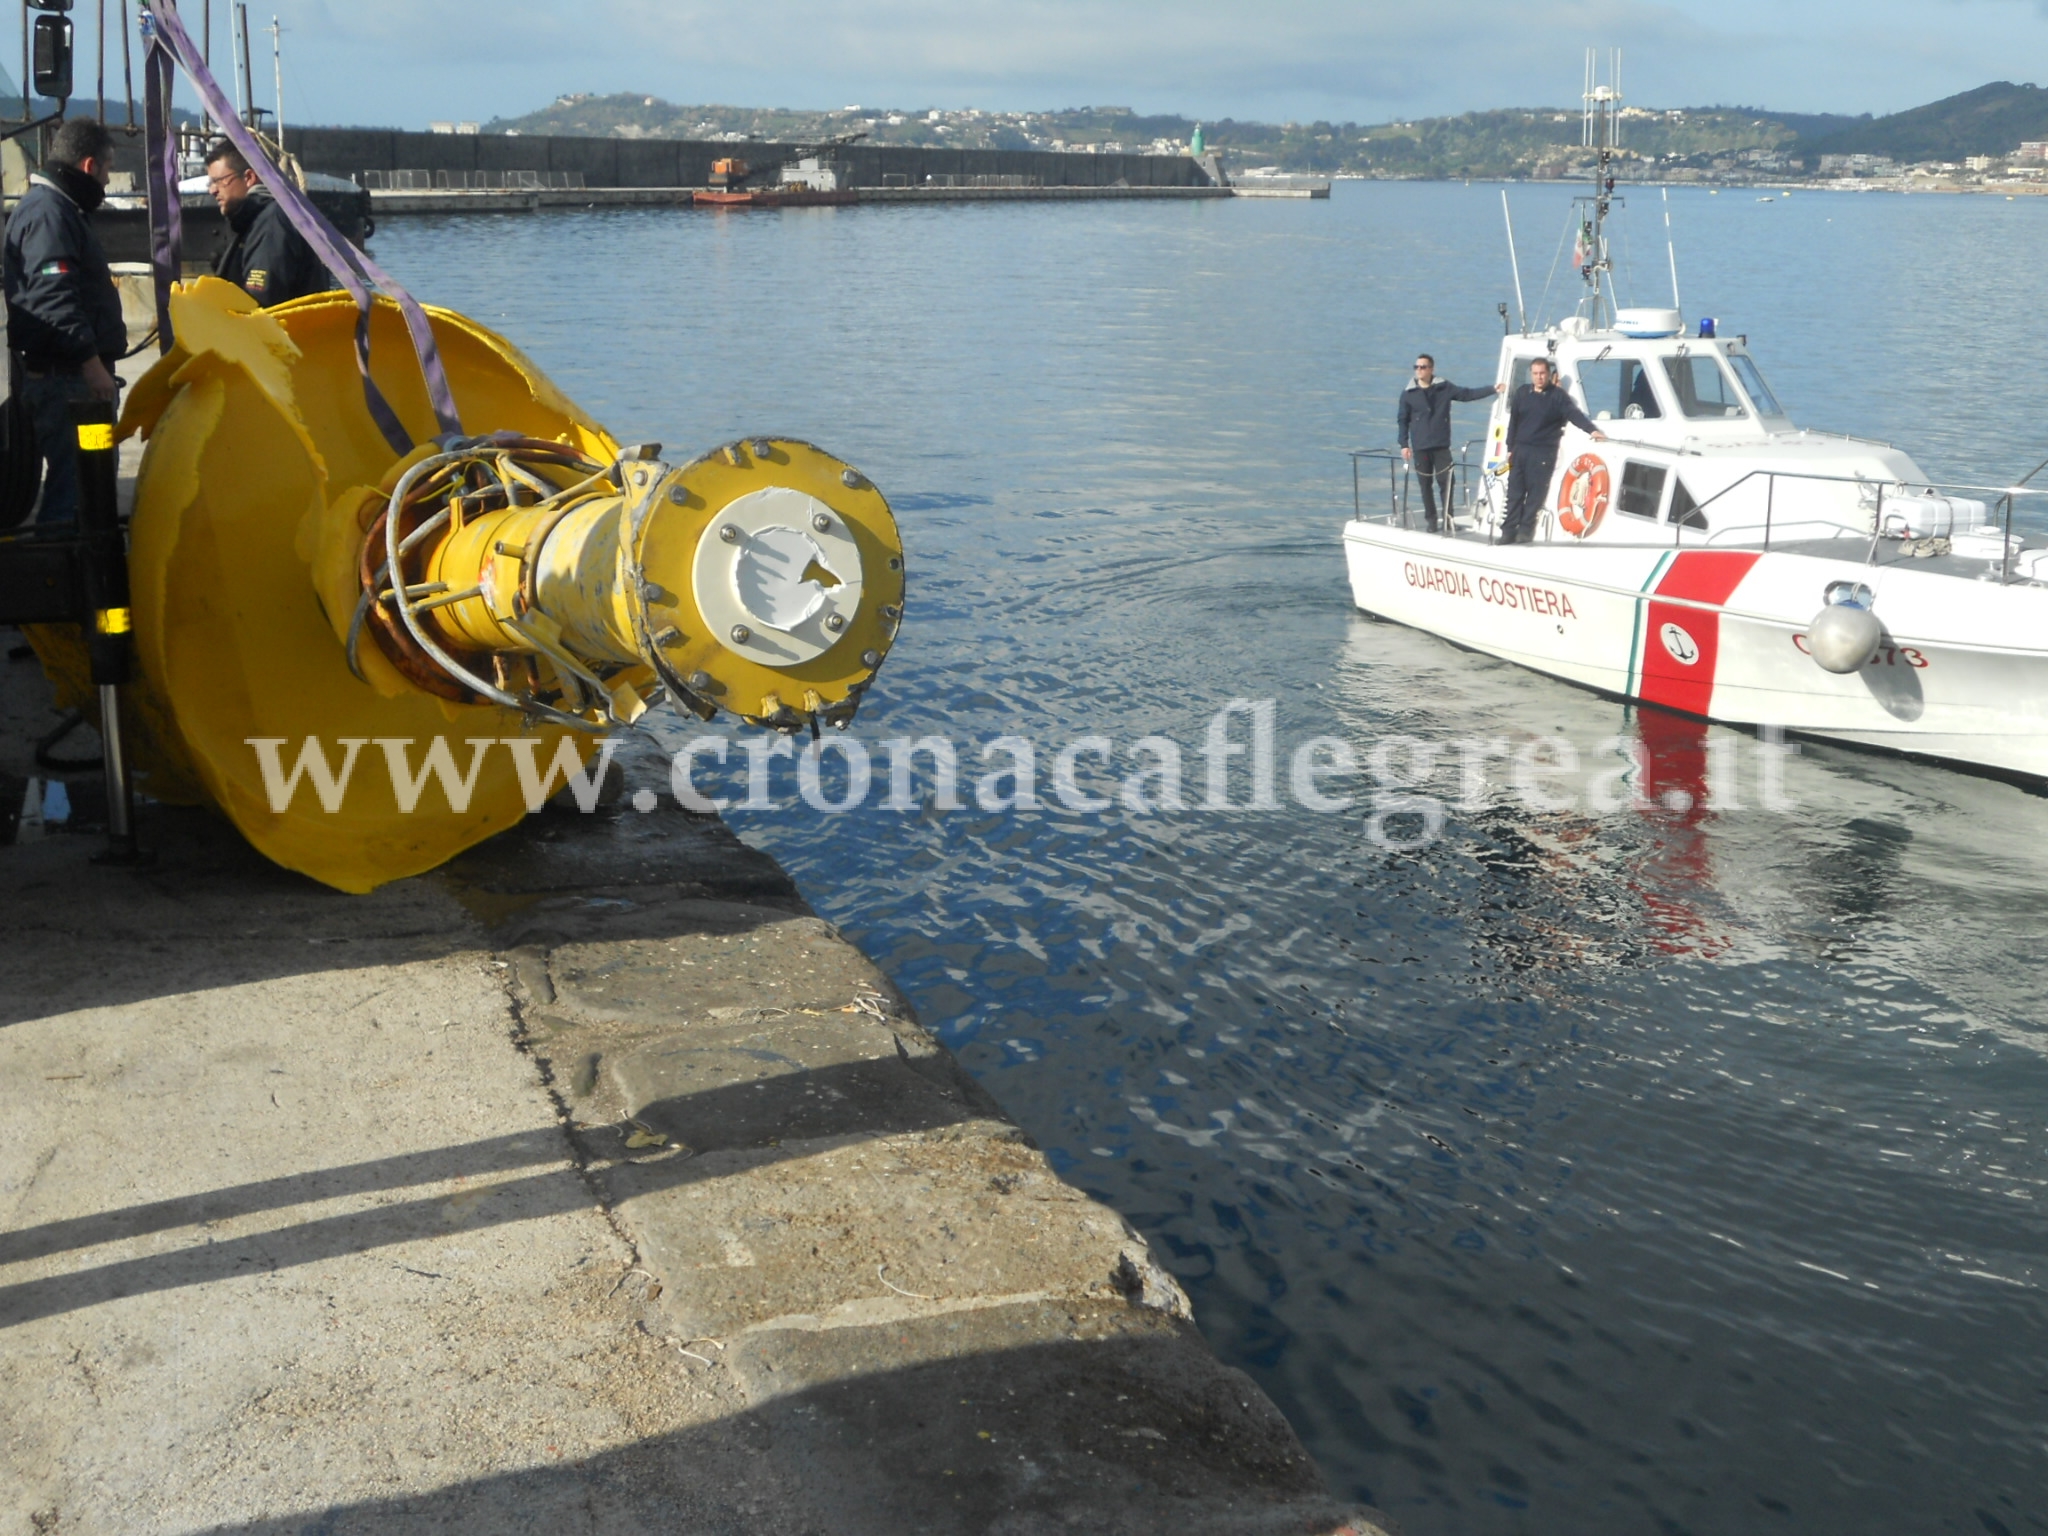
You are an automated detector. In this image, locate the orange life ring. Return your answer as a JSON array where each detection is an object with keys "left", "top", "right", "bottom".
[{"left": 1556, "top": 453, "right": 1611, "bottom": 538}]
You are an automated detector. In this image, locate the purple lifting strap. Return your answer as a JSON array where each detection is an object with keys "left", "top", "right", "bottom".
[
  {"left": 139, "top": 0, "right": 462, "bottom": 454},
  {"left": 140, "top": 30, "right": 180, "bottom": 352}
]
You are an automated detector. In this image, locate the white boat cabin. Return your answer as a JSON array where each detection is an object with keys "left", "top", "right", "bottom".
[{"left": 1456, "top": 307, "right": 2029, "bottom": 571}]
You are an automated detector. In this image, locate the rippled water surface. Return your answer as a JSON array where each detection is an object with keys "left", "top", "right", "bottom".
[{"left": 377, "top": 185, "right": 2048, "bottom": 1534}]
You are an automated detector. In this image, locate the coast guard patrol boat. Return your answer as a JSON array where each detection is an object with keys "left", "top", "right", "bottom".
[{"left": 1343, "top": 56, "right": 2048, "bottom": 781}]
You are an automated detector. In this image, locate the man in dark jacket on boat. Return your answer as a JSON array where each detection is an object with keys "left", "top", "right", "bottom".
[
  {"left": 1501, "top": 358, "right": 1605, "bottom": 544},
  {"left": 2, "top": 117, "right": 125, "bottom": 533},
  {"left": 1398, "top": 355, "right": 1502, "bottom": 532},
  {"left": 206, "top": 141, "right": 332, "bottom": 307}
]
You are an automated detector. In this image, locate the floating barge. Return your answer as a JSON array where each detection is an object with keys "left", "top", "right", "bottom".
[
  {"left": 1230, "top": 173, "right": 1334, "bottom": 198},
  {"left": 691, "top": 187, "right": 859, "bottom": 209}
]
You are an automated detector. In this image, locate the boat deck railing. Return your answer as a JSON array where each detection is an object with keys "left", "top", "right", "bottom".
[
  {"left": 1684, "top": 468, "right": 2048, "bottom": 582},
  {"left": 1350, "top": 447, "right": 2048, "bottom": 580},
  {"left": 1349, "top": 442, "right": 1488, "bottom": 533}
]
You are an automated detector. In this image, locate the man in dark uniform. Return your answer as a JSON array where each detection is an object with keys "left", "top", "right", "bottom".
[
  {"left": 1500, "top": 357, "right": 1606, "bottom": 544},
  {"left": 1397, "top": 354, "right": 1502, "bottom": 532},
  {"left": 205, "top": 141, "right": 332, "bottom": 306},
  {"left": 2, "top": 117, "right": 126, "bottom": 533}
]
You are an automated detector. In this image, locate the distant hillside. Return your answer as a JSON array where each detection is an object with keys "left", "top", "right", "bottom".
[
  {"left": 491, "top": 96, "right": 858, "bottom": 144},
  {"left": 1347, "top": 106, "right": 1865, "bottom": 178},
  {"left": 1746, "top": 108, "right": 1869, "bottom": 142},
  {"left": 485, "top": 88, "right": 2046, "bottom": 176},
  {"left": 485, "top": 94, "right": 1872, "bottom": 178},
  {"left": 1802, "top": 81, "right": 2048, "bottom": 161},
  {"left": 488, "top": 97, "right": 1206, "bottom": 155}
]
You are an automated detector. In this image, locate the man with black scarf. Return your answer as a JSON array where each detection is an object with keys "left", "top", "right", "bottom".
[
  {"left": 2, "top": 117, "right": 125, "bottom": 532},
  {"left": 205, "top": 141, "right": 332, "bottom": 307}
]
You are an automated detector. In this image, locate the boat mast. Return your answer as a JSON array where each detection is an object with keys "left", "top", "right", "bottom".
[
  {"left": 1576, "top": 47, "right": 1623, "bottom": 327},
  {"left": 1501, "top": 190, "right": 1527, "bottom": 333},
  {"left": 235, "top": 1, "right": 253, "bottom": 129},
  {"left": 228, "top": 0, "right": 244, "bottom": 126},
  {"left": 266, "top": 13, "right": 282, "bottom": 150}
]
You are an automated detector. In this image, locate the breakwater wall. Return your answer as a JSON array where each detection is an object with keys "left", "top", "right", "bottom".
[{"left": 287, "top": 127, "right": 1213, "bottom": 191}]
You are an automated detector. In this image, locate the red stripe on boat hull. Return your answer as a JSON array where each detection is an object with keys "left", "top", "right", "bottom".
[{"left": 1638, "top": 552, "right": 1762, "bottom": 717}]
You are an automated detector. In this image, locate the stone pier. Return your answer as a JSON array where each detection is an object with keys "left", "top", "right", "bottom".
[{"left": 0, "top": 648, "right": 1392, "bottom": 1534}]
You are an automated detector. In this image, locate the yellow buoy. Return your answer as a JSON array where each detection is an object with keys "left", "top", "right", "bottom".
[{"left": 30, "top": 277, "right": 903, "bottom": 893}]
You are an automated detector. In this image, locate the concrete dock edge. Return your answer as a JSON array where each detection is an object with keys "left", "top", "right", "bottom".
[
  {"left": 0, "top": 656, "right": 1395, "bottom": 1534},
  {"left": 365, "top": 184, "right": 1236, "bottom": 214}
]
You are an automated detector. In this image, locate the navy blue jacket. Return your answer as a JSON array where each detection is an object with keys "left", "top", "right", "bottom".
[
  {"left": 214, "top": 187, "right": 332, "bottom": 307},
  {"left": 1397, "top": 379, "right": 1495, "bottom": 451},
  {"left": 3, "top": 170, "right": 125, "bottom": 370},
  {"left": 1506, "top": 382, "right": 1597, "bottom": 454}
]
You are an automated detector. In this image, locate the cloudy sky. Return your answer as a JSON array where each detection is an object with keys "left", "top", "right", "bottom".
[{"left": 95, "top": 0, "right": 2048, "bottom": 129}]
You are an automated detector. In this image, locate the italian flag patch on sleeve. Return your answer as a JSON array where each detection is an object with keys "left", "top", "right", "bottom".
[{"left": 37, "top": 259, "right": 72, "bottom": 276}]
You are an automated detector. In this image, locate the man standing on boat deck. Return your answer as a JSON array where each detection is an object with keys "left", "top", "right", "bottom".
[
  {"left": 1501, "top": 358, "right": 1605, "bottom": 545},
  {"left": 2, "top": 117, "right": 125, "bottom": 534},
  {"left": 205, "top": 141, "right": 332, "bottom": 307},
  {"left": 1398, "top": 355, "right": 1502, "bottom": 532}
]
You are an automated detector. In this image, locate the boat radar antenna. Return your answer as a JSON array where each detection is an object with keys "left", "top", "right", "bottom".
[{"left": 1575, "top": 47, "right": 1624, "bottom": 327}]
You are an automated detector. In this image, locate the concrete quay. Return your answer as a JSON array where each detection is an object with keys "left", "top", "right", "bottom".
[
  {"left": 291, "top": 126, "right": 1214, "bottom": 200},
  {"left": 850, "top": 185, "right": 1232, "bottom": 204},
  {"left": 369, "top": 186, "right": 696, "bottom": 214},
  {"left": 365, "top": 184, "right": 1233, "bottom": 215},
  {"left": 0, "top": 651, "right": 1392, "bottom": 1535}
]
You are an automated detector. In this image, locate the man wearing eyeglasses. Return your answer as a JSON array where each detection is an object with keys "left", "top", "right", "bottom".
[
  {"left": 205, "top": 141, "right": 332, "bottom": 307},
  {"left": 1397, "top": 355, "right": 1502, "bottom": 533}
]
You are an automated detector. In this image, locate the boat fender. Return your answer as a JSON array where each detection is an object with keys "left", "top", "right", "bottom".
[
  {"left": 1804, "top": 600, "right": 1882, "bottom": 674},
  {"left": 1556, "top": 453, "right": 1610, "bottom": 539}
]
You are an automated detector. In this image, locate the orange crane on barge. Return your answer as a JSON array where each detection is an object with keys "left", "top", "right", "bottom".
[{"left": 696, "top": 132, "right": 866, "bottom": 208}]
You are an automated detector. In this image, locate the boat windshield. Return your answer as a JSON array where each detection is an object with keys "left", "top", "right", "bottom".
[
  {"left": 1576, "top": 358, "right": 1663, "bottom": 420},
  {"left": 1662, "top": 355, "right": 1749, "bottom": 421},
  {"left": 1728, "top": 353, "right": 1786, "bottom": 418}
]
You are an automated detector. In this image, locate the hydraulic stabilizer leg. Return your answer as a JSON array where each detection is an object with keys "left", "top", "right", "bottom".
[{"left": 72, "top": 399, "right": 147, "bottom": 866}]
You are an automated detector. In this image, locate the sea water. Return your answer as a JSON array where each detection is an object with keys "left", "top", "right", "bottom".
[{"left": 377, "top": 183, "right": 2048, "bottom": 1534}]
